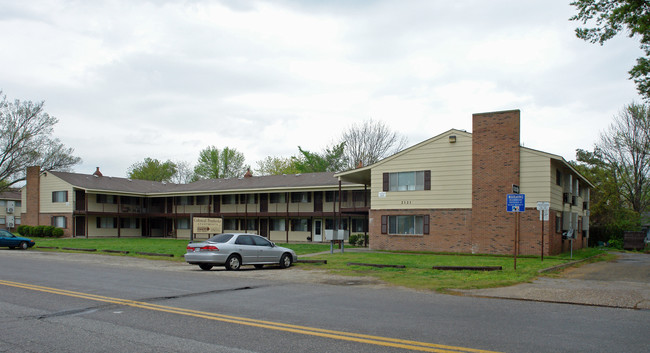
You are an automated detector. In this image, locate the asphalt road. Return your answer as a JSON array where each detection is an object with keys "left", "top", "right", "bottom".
[{"left": 0, "top": 250, "right": 647, "bottom": 353}]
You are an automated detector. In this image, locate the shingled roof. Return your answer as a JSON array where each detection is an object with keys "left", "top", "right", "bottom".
[{"left": 48, "top": 171, "right": 360, "bottom": 196}]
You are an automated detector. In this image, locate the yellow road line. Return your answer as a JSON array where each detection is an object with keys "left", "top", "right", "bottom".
[{"left": 0, "top": 279, "right": 502, "bottom": 353}]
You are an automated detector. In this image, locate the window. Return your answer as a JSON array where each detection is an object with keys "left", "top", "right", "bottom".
[
  {"left": 555, "top": 214, "right": 562, "bottom": 233},
  {"left": 121, "top": 196, "right": 138, "bottom": 205},
  {"left": 291, "top": 218, "right": 309, "bottom": 231},
  {"left": 176, "top": 218, "right": 190, "bottom": 229},
  {"left": 120, "top": 218, "right": 139, "bottom": 229},
  {"left": 556, "top": 169, "right": 562, "bottom": 186},
  {"left": 383, "top": 171, "right": 431, "bottom": 192},
  {"left": 291, "top": 192, "right": 311, "bottom": 203},
  {"left": 235, "top": 234, "right": 254, "bottom": 245},
  {"left": 223, "top": 218, "right": 238, "bottom": 230},
  {"left": 176, "top": 196, "right": 192, "bottom": 206},
  {"left": 15, "top": 201, "right": 21, "bottom": 207},
  {"left": 15, "top": 217, "right": 20, "bottom": 225},
  {"left": 245, "top": 218, "right": 257, "bottom": 230},
  {"left": 0, "top": 201, "right": 5, "bottom": 206},
  {"left": 52, "top": 191, "right": 68, "bottom": 203},
  {"left": 381, "top": 215, "right": 429, "bottom": 235},
  {"left": 0, "top": 217, "right": 4, "bottom": 225},
  {"left": 351, "top": 218, "right": 366, "bottom": 232},
  {"left": 253, "top": 235, "right": 272, "bottom": 247},
  {"left": 52, "top": 216, "right": 67, "bottom": 228},
  {"left": 325, "top": 218, "right": 348, "bottom": 230},
  {"left": 270, "top": 193, "right": 286, "bottom": 204},
  {"left": 270, "top": 219, "right": 286, "bottom": 231},
  {"left": 325, "top": 191, "right": 348, "bottom": 203},
  {"left": 196, "top": 195, "right": 210, "bottom": 205},
  {"left": 222, "top": 194, "right": 238, "bottom": 204},
  {"left": 97, "top": 217, "right": 116, "bottom": 229},
  {"left": 96, "top": 194, "right": 115, "bottom": 204},
  {"left": 239, "top": 194, "right": 257, "bottom": 204}
]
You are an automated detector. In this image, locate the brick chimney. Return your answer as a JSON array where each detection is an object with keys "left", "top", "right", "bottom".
[
  {"left": 93, "top": 167, "right": 103, "bottom": 177},
  {"left": 244, "top": 168, "right": 253, "bottom": 178},
  {"left": 471, "top": 110, "right": 520, "bottom": 254},
  {"left": 23, "top": 166, "right": 41, "bottom": 226}
]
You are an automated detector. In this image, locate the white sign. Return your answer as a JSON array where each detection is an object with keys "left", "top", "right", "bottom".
[
  {"left": 378, "top": 192, "right": 387, "bottom": 198},
  {"left": 536, "top": 201, "right": 550, "bottom": 221},
  {"left": 193, "top": 217, "right": 223, "bottom": 234}
]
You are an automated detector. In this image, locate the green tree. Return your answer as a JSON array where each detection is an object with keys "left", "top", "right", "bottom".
[
  {"left": 255, "top": 156, "right": 300, "bottom": 175},
  {"left": 194, "top": 146, "right": 247, "bottom": 179},
  {"left": 127, "top": 158, "right": 178, "bottom": 182},
  {"left": 0, "top": 91, "right": 81, "bottom": 191},
  {"left": 570, "top": 0, "right": 650, "bottom": 98},
  {"left": 292, "top": 142, "right": 347, "bottom": 173}
]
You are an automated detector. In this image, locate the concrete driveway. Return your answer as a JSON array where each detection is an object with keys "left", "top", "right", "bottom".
[{"left": 457, "top": 252, "right": 650, "bottom": 310}]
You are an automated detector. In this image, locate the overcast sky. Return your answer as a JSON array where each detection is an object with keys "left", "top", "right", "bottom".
[{"left": 0, "top": 0, "right": 643, "bottom": 178}]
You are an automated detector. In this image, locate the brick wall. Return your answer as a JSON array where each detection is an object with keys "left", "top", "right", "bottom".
[
  {"left": 369, "top": 209, "right": 472, "bottom": 252},
  {"left": 471, "top": 110, "right": 520, "bottom": 254}
]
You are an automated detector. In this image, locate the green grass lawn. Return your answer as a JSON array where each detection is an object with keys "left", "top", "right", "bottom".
[{"left": 30, "top": 237, "right": 608, "bottom": 292}]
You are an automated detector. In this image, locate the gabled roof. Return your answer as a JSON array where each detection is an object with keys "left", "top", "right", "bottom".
[{"left": 48, "top": 171, "right": 360, "bottom": 196}]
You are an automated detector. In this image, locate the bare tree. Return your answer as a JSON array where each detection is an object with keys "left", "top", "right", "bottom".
[
  {"left": 340, "top": 119, "right": 408, "bottom": 169},
  {"left": 597, "top": 102, "right": 650, "bottom": 213},
  {"left": 171, "top": 160, "right": 195, "bottom": 184},
  {"left": 0, "top": 92, "right": 81, "bottom": 191}
]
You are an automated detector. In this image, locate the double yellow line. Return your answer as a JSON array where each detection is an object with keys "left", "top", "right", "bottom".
[{"left": 0, "top": 279, "right": 500, "bottom": 353}]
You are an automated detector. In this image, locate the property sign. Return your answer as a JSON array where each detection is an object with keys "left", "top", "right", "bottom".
[
  {"left": 193, "top": 217, "right": 223, "bottom": 234},
  {"left": 507, "top": 194, "right": 525, "bottom": 212}
]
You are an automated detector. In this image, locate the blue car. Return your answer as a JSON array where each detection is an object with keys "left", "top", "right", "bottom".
[{"left": 0, "top": 229, "right": 35, "bottom": 250}]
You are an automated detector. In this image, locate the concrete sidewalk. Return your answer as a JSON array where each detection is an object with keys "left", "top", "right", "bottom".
[{"left": 455, "top": 252, "right": 650, "bottom": 310}]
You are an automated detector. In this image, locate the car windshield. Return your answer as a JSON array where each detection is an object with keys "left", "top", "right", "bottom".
[{"left": 207, "top": 233, "right": 234, "bottom": 243}]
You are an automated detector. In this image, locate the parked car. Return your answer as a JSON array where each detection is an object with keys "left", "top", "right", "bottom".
[
  {"left": 0, "top": 229, "right": 35, "bottom": 250},
  {"left": 185, "top": 233, "right": 298, "bottom": 271}
]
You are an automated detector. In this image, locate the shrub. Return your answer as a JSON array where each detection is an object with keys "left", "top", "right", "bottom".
[
  {"left": 607, "top": 238, "right": 623, "bottom": 250},
  {"left": 52, "top": 228, "right": 64, "bottom": 237},
  {"left": 43, "top": 226, "right": 55, "bottom": 237},
  {"left": 17, "top": 225, "right": 28, "bottom": 236},
  {"left": 33, "top": 225, "right": 46, "bottom": 237},
  {"left": 348, "top": 234, "right": 360, "bottom": 246}
]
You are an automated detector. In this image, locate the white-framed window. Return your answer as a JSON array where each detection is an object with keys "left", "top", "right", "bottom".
[
  {"left": 52, "top": 191, "right": 68, "bottom": 203},
  {"left": 15, "top": 201, "right": 21, "bottom": 207},
  {"left": 270, "top": 218, "right": 286, "bottom": 231},
  {"left": 388, "top": 215, "right": 424, "bottom": 235},
  {"left": 389, "top": 171, "right": 425, "bottom": 191},
  {"left": 53, "top": 216, "right": 67, "bottom": 228},
  {"left": 0, "top": 217, "right": 5, "bottom": 225},
  {"left": 15, "top": 217, "right": 20, "bottom": 225},
  {"left": 0, "top": 200, "right": 5, "bottom": 207}
]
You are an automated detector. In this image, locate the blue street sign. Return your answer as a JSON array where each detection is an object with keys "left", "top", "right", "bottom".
[{"left": 507, "top": 194, "right": 525, "bottom": 212}]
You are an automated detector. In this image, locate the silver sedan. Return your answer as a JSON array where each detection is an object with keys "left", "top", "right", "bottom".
[{"left": 184, "top": 233, "right": 298, "bottom": 271}]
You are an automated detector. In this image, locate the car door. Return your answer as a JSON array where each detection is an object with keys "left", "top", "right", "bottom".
[
  {"left": 233, "top": 234, "right": 258, "bottom": 264},
  {"left": 252, "top": 235, "right": 279, "bottom": 263},
  {"left": 0, "top": 230, "right": 17, "bottom": 248}
]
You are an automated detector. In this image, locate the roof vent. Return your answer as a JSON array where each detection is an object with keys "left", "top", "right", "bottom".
[{"left": 93, "top": 167, "right": 103, "bottom": 177}]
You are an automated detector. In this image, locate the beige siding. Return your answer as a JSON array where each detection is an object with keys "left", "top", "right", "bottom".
[
  {"left": 40, "top": 174, "right": 74, "bottom": 213},
  {"left": 371, "top": 131, "right": 472, "bottom": 210},
  {"left": 520, "top": 149, "right": 552, "bottom": 207}
]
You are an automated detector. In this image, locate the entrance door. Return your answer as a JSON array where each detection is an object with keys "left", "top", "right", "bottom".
[{"left": 313, "top": 219, "right": 323, "bottom": 242}]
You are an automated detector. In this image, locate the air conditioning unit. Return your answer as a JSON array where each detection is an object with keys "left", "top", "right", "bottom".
[
  {"left": 7, "top": 222, "right": 14, "bottom": 228},
  {"left": 6, "top": 207, "right": 13, "bottom": 214}
]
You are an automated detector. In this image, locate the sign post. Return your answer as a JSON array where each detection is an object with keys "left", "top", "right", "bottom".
[
  {"left": 507, "top": 194, "right": 525, "bottom": 270},
  {"left": 536, "top": 201, "right": 550, "bottom": 261}
]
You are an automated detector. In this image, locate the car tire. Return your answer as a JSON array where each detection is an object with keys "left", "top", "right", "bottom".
[
  {"left": 19, "top": 242, "right": 28, "bottom": 250},
  {"left": 225, "top": 254, "right": 241, "bottom": 271},
  {"left": 254, "top": 264, "right": 264, "bottom": 269},
  {"left": 279, "top": 253, "right": 292, "bottom": 269},
  {"left": 199, "top": 264, "right": 213, "bottom": 271}
]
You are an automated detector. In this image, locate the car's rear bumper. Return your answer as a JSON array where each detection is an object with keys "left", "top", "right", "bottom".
[{"left": 184, "top": 252, "right": 228, "bottom": 264}]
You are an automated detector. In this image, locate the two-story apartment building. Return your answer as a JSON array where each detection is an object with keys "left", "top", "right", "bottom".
[
  {"left": 21, "top": 167, "right": 369, "bottom": 243},
  {"left": 335, "top": 109, "right": 593, "bottom": 256},
  {"left": 20, "top": 109, "right": 591, "bottom": 255}
]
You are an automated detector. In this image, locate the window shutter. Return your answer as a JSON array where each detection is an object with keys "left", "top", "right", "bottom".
[
  {"left": 381, "top": 215, "right": 387, "bottom": 234},
  {"left": 62, "top": 217, "right": 67, "bottom": 229},
  {"left": 65, "top": 191, "right": 69, "bottom": 202},
  {"left": 383, "top": 173, "right": 389, "bottom": 191},
  {"left": 423, "top": 215, "right": 430, "bottom": 234},
  {"left": 96, "top": 217, "right": 101, "bottom": 229},
  {"left": 424, "top": 170, "right": 431, "bottom": 190},
  {"left": 51, "top": 216, "right": 55, "bottom": 226},
  {"left": 52, "top": 192, "right": 55, "bottom": 203},
  {"left": 113, "top": 217, "right": 117, "bottom": 228}
]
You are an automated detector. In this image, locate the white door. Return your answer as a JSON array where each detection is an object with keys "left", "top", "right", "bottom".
[{"left": 313, "top": 219, "right": 323, "bottom": 242}]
